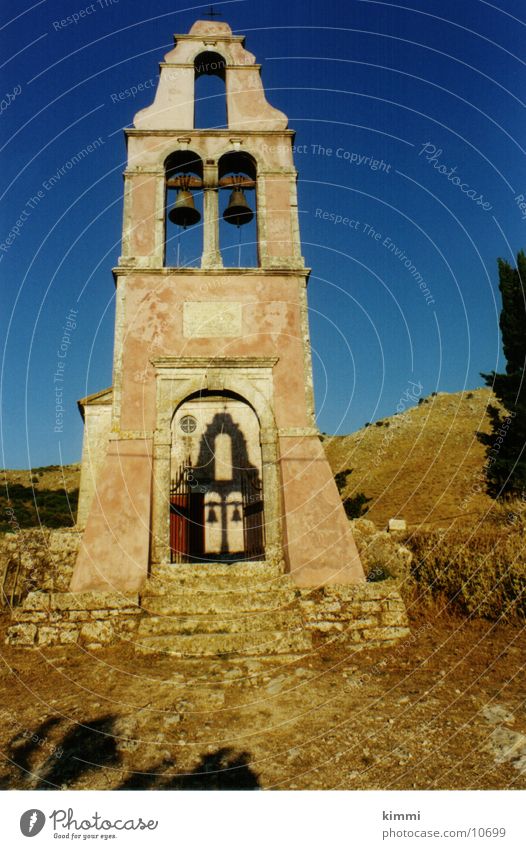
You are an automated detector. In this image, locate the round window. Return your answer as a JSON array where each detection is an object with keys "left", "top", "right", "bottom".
[{"left": 179, "top": 415, "right": 197, "bottom": 434}]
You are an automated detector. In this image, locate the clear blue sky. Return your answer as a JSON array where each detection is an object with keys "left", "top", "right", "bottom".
[{"left": 1, "top": 0, "right": 525, "bottom": 468}]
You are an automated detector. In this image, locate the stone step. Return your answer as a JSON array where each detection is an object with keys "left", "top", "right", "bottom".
[
  {"left": 153, "top": 561, "right": 278, "bottom": 578},
  {"left": 146, "top": 562, "right": 284, "bottom": 594},
  {"left": 134, "top": 630, "right": 313, "bottom": 657},
  {"left": 137, "top": 609, "right": 304, "bottom": 636},
  {"left": 140, "top": 588, "right": 299, "bottom": 615}
]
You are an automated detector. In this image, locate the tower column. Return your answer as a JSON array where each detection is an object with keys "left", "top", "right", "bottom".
[{"left": 202, "top": 160, "right": 223, "bottom": 268}]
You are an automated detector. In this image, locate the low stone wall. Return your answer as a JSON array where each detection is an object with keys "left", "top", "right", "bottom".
[
  {"left": 299, "top": 581, "right": 410, "bottom": 645},
  {"left": 5, "top": 582, "right": 409, "bottom": 651},
  {"left": 0, "top": 528, "right": 81, "bottom": 597},
  {"left": 6, "top": 591, "right": 141, "bottom": 649}
]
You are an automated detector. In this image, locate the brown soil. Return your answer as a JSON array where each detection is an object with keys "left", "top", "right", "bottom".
[{"left": 1, "top": 607, "right": 524, "bottom": 791}]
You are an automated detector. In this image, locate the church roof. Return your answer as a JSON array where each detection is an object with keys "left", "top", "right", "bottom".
[{"left": 77, "top": 387, "right": 113, "bottom": 419}]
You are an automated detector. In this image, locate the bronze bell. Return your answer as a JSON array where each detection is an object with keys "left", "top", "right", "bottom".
[
  {"left": 169, "top": 189, "right": 201, "bottom": 229},
  {"left": 223, "top": 188, "right": 254, "bottom": 227}
]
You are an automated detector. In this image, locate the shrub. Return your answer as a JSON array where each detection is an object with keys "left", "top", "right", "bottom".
[
  {"left": 342, "top": 492, "right": 371, "bottom": 519},
  {"left": 0, "top": 484, "right": 78, "bottom": 531},
  {"left": 408, "top": 526, "right": 526, "bottom": 621}
]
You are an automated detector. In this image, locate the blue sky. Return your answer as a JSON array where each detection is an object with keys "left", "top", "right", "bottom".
[{"left": 1, "top": 0, "right": 525, "bottom": 467}]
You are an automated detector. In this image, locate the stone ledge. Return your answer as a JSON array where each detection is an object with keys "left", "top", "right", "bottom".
[
  {"left": 6, "top": 591, "right": 141, "bottom": 648},
  {"left": 5, "top": 581, "right": 409, "bottom": 651},
  {"left": 299, "top": 581, "right": 409, "bottom": 644}
]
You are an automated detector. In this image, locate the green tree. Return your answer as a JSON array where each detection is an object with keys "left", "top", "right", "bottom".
[{"left": 481, "top": 250, "right": 526, "bottom": 496}]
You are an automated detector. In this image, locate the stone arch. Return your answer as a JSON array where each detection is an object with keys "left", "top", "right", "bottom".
[
  {"left": 193, "top": 50, "right": 227, "bottom": 80},
  {"left": 169, "top": 388, "right": 269, "bottom": 563},
  {"left": 170, "top": 377, "right": 275, "bottom": 436},
  {"left": 218, "top": 150, "right": 258, "bottom": 267},
  {"left": 164, "top": 149, "right": 204, "bottom": 267},
  {"left": 151, "top": 369, "right": 281, "bottom": 566},
  {"left": 193, "top": 50, "right": 227, "bottom": 129}
]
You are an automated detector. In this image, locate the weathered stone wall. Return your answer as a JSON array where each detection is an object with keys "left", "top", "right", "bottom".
[
  {"left": 6, "top": 591, "right": 140, "bottom": 649},
  {"left": 6, "top": 581, "right": 408, "bottom": 651},
  {"left": 299, "top": 582, "right": 410, "bottom": 645},
  {"left": 0, "top": 529, "right": 81, "bottom": 598},
  {"left": 350, "top": 518, "right": 413, "bottom": 583}
]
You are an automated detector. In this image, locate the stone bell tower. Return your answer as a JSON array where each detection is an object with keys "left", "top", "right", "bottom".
[{"left": 71, "top": 19, "right": 364, "bottom": 592}]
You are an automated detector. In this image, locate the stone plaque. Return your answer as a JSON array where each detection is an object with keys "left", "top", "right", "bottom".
[{"left": 183, "top": 301, "right": 242, "bottom": 338}]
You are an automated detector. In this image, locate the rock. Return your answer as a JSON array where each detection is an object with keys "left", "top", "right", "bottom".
[
  {"left": 482, "top": 704, "right": 516, "bottom": 726},
  {"left": 59, "top": 626, "right": 79, "bottom": 645},
  {"left": 37, "top": 626, "right": 59, "bottom": 646},
  {"left": 6, "top": 623, "right": 37, "bottom": 645},
  {"left": 266, "top": 674, "right": 288, "bottom": 695},
  {"left": 80, "top": 621, "right": 114, "bottom": 646},
  {"left": 487, "top": 727, "right": 526, "bottom": 773},
  {"left": 350, "top": 522, "right": 412, "bottom": 581},
  {"left": 388, "top": 518, "right": 407, "bottom": 532}
]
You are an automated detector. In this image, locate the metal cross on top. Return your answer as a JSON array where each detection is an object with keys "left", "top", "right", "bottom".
[{"left": 204, "top": 6, "right": 222, "bottom": 18}]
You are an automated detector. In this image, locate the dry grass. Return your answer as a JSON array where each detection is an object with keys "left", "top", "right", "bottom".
[
  {"left": 407, "top": 522, "right": 526, "bottom": 621},
  {"left": 324, "top": 388, "right": 500, "bottom": 530}
]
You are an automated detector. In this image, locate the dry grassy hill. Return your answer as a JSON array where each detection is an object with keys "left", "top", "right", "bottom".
[
  {"left": 2, "top": 464, "right": 80, "bottom": 492},
  {"left": 1, "top": 464, "right": 80, "bottom": 532},
  {"left": 323, "top": 387, "right": 500, "bottom": 531}
]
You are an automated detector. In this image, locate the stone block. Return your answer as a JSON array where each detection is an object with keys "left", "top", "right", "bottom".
[
  {"left": 319, "top": 601, "right": 342, "bottom": 613},
  {"left": 59, "top": 627, "right": 79, "bottom": 645},
  {"left": 22, "top": 592, "right": 50, "bottom": 611},
  {"left": 37, "top": 627, "right": 59, "bottom": 646},
  {"left": 51, "top": 592, "right": 137, "bottom": 611},
  {"left": 13, "top": 611, "right": 48, "bottom": 623},
  {"left": 360, "top": 584, "right": 399, "bottom": 600},
  {"left": 117, "top": 618, "right": 140, "bottom": 633},
  {"left": 344, "top": 618, "right": 378, "bottom": 630},
  {"left": 382, "top": 611, "right": 408, "bottom": 627},
  {"left": 6, "top": 623, "right": 37, "bottom": 645},
  {"left": 49, "top": 611, "right": 66, "bottom": 623},
  {"left": 312, "top": 622, "right": 344, "bottom": 632},
  {"left": 80, "top": 621, "right": 114, "bottom": 645},
  {"left": 388, "top": 518, "right": 407, "bottom": 532},
  {"left": 355, "top": 600, "right": 383, "bottom": 614},
  {"left": 67, "top": 611, "right": 91, "bottom": 622},
  {"left": 364, "top": 626, "right": 411, "bottom": 642}
]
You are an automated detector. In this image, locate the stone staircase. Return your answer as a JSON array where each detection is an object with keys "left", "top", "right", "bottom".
[{"left": 136, "top": 562, "right": 313, "bottom": 658}]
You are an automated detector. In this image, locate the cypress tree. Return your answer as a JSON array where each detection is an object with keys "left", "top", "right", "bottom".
[{"left": 480, "top": 250, "right": 526, "bottom": 496}]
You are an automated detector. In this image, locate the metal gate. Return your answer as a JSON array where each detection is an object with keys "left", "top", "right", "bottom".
[
  {"left": 241, "top": 470, "right": 265, "bottom": 561},
  {"left": 170, "top": 459, "right": 204, "bottom": 563},
  {"left": 170, "top": 463, "right": 265, "bottom": 563}
]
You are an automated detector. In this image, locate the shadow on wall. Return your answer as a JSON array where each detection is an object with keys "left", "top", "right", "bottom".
[{"left": 0, "top": 716, "right": 260, "bottom": 791}]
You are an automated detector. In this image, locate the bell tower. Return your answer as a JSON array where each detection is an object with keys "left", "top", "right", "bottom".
[{"left": 71, "top": 19, "right": 364, "bottom": 592}]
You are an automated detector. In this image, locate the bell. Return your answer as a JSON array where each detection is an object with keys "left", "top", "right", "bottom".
[
  {"left": 169, "top": 189, "right": 201, "bottom": 229},
  {"left": 223, "top": 188, "right": 254, "bottom": 227}
]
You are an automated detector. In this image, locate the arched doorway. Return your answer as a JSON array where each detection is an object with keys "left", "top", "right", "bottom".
[{"left": 170, "top": 392, "right": 265, "bottom": 563}]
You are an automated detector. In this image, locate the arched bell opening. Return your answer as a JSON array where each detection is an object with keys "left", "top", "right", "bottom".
[
  {"left": 170, "top": 390, "right": 265, "bottom": 564},
  {"left": 218, "top": 151, "right": 258, "bottom": 268},
  {"left": 194, "top": 51, "right": 227, "bottom": 129},
  {"left": 164, "top": 150, "right": 204, "bottom": 268}
]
